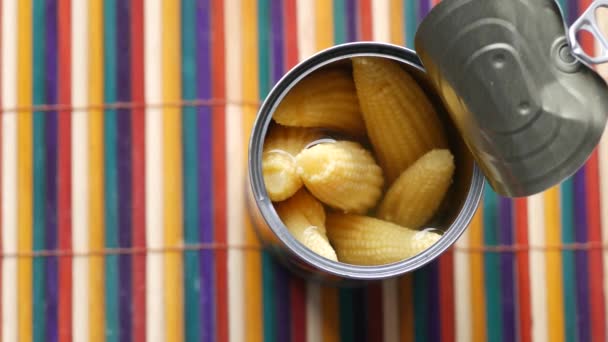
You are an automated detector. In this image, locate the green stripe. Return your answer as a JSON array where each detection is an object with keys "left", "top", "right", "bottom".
[
  {"left": 560, "top": 179, "right": 578, "bottom": 342},
  {"left": 339, "top": 288, "right": 355, "bottom": 342},
  {"left": 405, "top": 0, "right": 418, "bottom": 48},
  {"left": 103, "top": 0, "right": 119, "bottom": 340},
  {"left": 257, "top": 1, "right": 276, "bottom": 341},
  {"left": 413, "top": 269, "right": 430, "bottom": 341},
  {"left": 333, "top": 0, "right": 346, "bottom": 44},
  {"left": 181, "top": 1, "right": 201, "bottom": 341},
  {"left": 557, "top": 0, "right": 569, "bottom": 18},
  {"left": 482, "top": 185, "right": 503, "bottom": 342},
  {"left": 32, "top": 0, "right": 46, "bottom": 341}
]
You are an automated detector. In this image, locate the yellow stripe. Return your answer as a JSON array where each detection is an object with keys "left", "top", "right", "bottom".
[
  {"left": 468, "top": 207, "right": 486, "bottom": 342},
  {"left": 321, "top": 286, "right": 340, "bottom": 342},
  {"left": 315, "top": 0, "right": 333, "bottom": 51},
  {"left": 162, "top": 0, "right": 184, "bottom": 340},
  {"left": 88, "top": 1, "right": 105, "bottom": 340},
  {"left": 399, "top": 275, "right": 414, "bottom": 342},
  {"left": 17, "top": 1, "right": 33, "bottom": 341},
  {"left": 242, "top": 0, "right": 263, "bottom": 341},
  {"left": 389, "top": 0, "right": 404, "bottom": 45},
  {"left": 544, "top": 187, "right": 565, "bottom": 342}
]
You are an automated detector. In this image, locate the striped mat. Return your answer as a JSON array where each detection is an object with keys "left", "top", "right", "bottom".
[{"left": 1, "top": 0, "right": 608, "bottom": 341}]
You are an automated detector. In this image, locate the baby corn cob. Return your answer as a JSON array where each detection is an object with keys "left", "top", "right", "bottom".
[
  {"left": 326, "top": 213, "right": 442, "bottom": 265},
  {"left": 296, "top": 141, "right": 384, "bottom": 214},
  {"left": 263, "top": 152, "right": 302, "bottom": 202},
  {"left": 273, "top": 68, "right": 366, "bottom": 136},
  {"left": 275, "top": 189, "right": 337, "bottom": 261},
  {"left": 264, "top": 125, "right": 324, "bottom": 156},
  {"left": 262, "top": 126, "right": 324, "bottom": 201},
  {"left": 352, "top": 57, "right": 448, "bottom": 183},
  {"left": 378, "top": 149, "right": 455, "bottom": 229}
]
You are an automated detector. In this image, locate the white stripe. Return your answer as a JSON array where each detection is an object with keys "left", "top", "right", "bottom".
[
  {"left": 2, "top": 1, "right": 18, "bottom": 341},
  {"left": 145, "top": 1, "right": 165, "bottom": 341},
  {"left": 306, "top": 283, "right": 322, "bottom": 342},
  {"left": 528, "top": 194, "right": 548, "bottom": 342},
  {"left": 296, "top": 3, "right": 323, "bottom": 340},
  {"left": 225, "top": 0, "right": 244, "bottom": 341},
  {"left": 71, "top": 1, "right": 89, "bottom": 341},
  {"left": 454, "top": 229, "right": 472, "bottom": 341},
  {"left": 382, "top": 279, "right": 399, "bottom": 342},
  {"left": 296, "top": 0, "right": 316, "bottom": 61},
  {"left": 372, "top": 0, "right": 390, "bottom": 42}
]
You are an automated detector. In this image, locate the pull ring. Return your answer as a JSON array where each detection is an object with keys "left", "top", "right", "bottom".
[{"left": 569, "top": 0, "right": 608, "bottom": 65}]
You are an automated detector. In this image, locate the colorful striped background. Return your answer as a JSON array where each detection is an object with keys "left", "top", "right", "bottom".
[{"left": 0, "top": 0, "right": 607, "bottom": 341}]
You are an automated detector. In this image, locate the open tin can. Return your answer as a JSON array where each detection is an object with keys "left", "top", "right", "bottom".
[{"left": 247, "top": 0, "right": 608, "bottom": 281}]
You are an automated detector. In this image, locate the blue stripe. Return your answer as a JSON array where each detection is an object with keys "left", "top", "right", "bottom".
[{"left": 561, "top": 179, "right": 579, "bottom": 342}]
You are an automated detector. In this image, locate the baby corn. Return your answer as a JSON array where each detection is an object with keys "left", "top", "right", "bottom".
[
  {"left": 275, "top": 189, "right": 338, "bottom": 261},
  {"left": 273, "top": 68, "right": 366, "bottom": 137},
  {"left": 352, "top": 57, "right": 448, "bottom": 183},
  {"left": 326, "top": 213, "right": 442, "bottom": 265},
  {"left": 264, "top": 125, "right": 324, "bottom": 156},
  {"left": 378, "top": 149, "right": 455, "bottom": 229},
  {"left": 263, "top": 126, "right": 324, "bottom": 201},
  {"left": 296, "top": 141, "right": 384, "bottom": 214}
]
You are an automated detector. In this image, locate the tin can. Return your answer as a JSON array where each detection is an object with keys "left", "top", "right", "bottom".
[{"left": 247, "top": 42, "right": 485, "bottom": 281}]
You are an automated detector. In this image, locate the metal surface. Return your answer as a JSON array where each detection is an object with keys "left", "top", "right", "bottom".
[
  {"left": 415, "top": 0, "right": 608, "bottom": 197},
  {"left": 569, "top": 0, "right": 608, "bottom": 65},
  {"left": 248, "top": 42, "right": 484, "bottom": 281}
]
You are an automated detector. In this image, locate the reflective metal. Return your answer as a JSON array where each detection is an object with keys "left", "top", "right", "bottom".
[
  {"left": 569, "top": 0, "right": 608, "bottom": 65},
  {"left": 248, "top": 43, "right": 484, "bottom": 280},
  {"left": 415, "top": 0, "right": 608, "bottom": 197}
]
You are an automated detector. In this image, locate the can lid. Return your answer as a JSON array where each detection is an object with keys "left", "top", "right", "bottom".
[{"left": 414, "top": 0, "right": 608, "bottom": 197}]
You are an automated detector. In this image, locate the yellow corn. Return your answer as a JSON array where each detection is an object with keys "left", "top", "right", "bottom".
[
  {"left": 352, "top": 57, "right": 448, "bottom": 183},
  {"left": 273, "top": 68, "right": 366, "bottom": 137},
  {"left": 378, "top": 149, "right": 455, "bottom": 229},
  {"left": 296, "top": 141, "right": 384, "bottom": 214},
  {"left": 326, "top": 213, "right": 442, "bottom": 265},
  {"left": 275, "top": 189, "right": 337, "bottom": 261},
  {"left": 264, "top": 125, "right": 324, "bottom": 156},
  {"left": 262, "top": 126, "right": 323, "bottom": 201},
  {"left": 262, "top": 152, "right": 302, "bottom": 202}
]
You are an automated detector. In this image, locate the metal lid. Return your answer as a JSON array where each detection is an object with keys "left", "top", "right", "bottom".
[{"left": 414, "top": 0, "right": 608, "bottom": 197}]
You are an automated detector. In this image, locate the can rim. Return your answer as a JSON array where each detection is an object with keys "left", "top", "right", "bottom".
[{"left": 248, "top": 42, "right": 485, "bottom": 280}]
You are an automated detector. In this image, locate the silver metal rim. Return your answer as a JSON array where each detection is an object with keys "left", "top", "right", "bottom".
[{"left": 248, "top": 42, "right": 485, "bottom": 280}]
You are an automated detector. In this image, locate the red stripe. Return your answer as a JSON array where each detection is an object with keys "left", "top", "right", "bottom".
[
  {"left": 439, "top": 249, "right": 455, "bottom": 342},
  {"left": 366, "top": 283, "right": 383, "bottom": 342},
  {"left": 282, "top": 3, "right": 308, "bottom": 341},
  {"left": 284, "top": 0, "right": 298, "bottom": 69},
  {"left": 211, "top": 1, "right": 228, "bottom": 341},
  {"left": 358, "top": 0, "right": 372, "bottom": 40},
  {"left": 289, "top": 279, "right": 307, "bottom": 342},
  {"left": 130, "top": 0, "right": 146, "bottom": 341},
  {"left": 585, "top": 151, "right": 606, "bottom": 341},
  {"left": 515, "top": 198, "right": 532, "bottom": 342},
  {"left": 57, "top": 1, "right": 72, "bottom": 341}
]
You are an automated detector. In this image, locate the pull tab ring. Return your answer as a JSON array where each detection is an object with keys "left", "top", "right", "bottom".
[{"left": 568, "top": 0, "right": 608, "bottom": 65}]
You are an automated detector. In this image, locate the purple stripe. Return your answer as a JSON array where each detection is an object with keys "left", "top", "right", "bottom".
[
  {"left": 345, "top": 0, "right": 357, "bottom": 42},
  {"left": 419, "top": 0, "right": 431, "bottom": 19},
  {"left": 499, "top": 198, "right": 516, "bottom": 342},
  {"left": 45, "top": 1, "right": 59, "bottom": 341},
  {"left": 428, "top": 260, "right": 441, "bottom": 342},
  {"left": 116, "top": 1, "right": 132, "bottom": 341},
  {"left": 197, "top": 1, "right": 216, "bottom": 341},
  {"left": 270, "top": 1, "right": 291, "bottom": 342},
  {"left": 574, "top": 169, "right": 591, "bottom": 342},
  {"left": 568, "top": 0, "right": 579, "bottom": 25}
]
